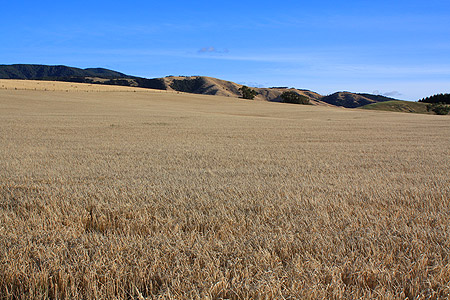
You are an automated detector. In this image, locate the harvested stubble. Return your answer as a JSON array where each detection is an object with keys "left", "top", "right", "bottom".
[{"left": 0, "top": 81, "right": 449, "bottom": 299}]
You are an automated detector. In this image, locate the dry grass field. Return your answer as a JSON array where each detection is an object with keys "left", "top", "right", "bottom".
[{"left": 0, "top": 80, "right": 449, "bottom": 299}]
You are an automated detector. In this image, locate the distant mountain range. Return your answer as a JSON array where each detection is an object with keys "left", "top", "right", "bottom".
[
  {"left": 0, "top": 64, "right": 128, "bottom": 80},
  {"left": 0, "top": 64, "right": 401, "bottom": 108}
]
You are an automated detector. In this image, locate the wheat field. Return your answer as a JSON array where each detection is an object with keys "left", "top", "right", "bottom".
[{"left": 0, "top": 80, "right": 449, "bottom": 299}]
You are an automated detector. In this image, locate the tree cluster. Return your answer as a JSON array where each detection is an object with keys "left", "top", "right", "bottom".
[
  {"left": 280, "top": 91, "right": 311, "bottom": 105},
  {"left": 426, "top": 103, "right": 450, "bottom": 115},
  {"left": 239, "top": 86, "right": 258, "bottom": 100},
  {"left": 419, "top": 93, "right": 450, "bottom": 104}
]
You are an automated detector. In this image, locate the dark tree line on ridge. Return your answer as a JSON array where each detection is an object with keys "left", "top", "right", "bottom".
[
  {"left": 419, "top": 93, "right": 450, "bottom": 104},
  {"left": 419, "top": 93, "right": 450, "bottom": 115}
]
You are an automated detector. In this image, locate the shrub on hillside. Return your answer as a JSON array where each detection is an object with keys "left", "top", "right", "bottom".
[
  {"left": 239, "top": 86, "right": 258, "bottom": 100},
  {"left": 169, "top": 78, "right": 204, "bottom": 93},
  {"left": 427, "top": 103, "right": 450, "bottom": 115},
  {"left": 280, "top": 91, "right": 311, "bottom": 105}
]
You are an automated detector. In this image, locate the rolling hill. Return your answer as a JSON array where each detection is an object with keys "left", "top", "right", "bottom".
[
  {"left": 360, "top": 100, "right": 431, "bottom": 114},
  {"left": 320, "top": 92, "right": 399, "bottom": 108},
  {"left": 0, "top": 64, "right": 404, "bottom": 108},
  {"left": 156, "top": 76, "right": 327, "bottom": 105}
]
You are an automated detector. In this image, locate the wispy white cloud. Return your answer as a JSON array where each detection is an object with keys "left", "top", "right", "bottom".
[
  {"left": 191, "top": 51, "right": 450, "bottom": 77},
  {"left": 237, "top": 81, "right": 266, "bottom": 88},
  {"left": 372, "top": 90, "right": 403, "bottom": 97},
  {"left": 198, "top": 47, "right": 229, "bottom": 54}
]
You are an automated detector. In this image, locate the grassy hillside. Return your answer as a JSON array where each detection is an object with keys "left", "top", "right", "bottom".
[
  {"left": 321, "top": 92, "right": 398, "bottom": 108},
  {"left": 161, "top": 76, "right": 326, "bottom": 104},
  {"left": 0, "top": 79, "right": 152, "bottom": 92},
  {"left": 361, "top": 100, "right": 431, "bottom": 114},
  {"left": 1, "top": 80, "right": 449, "bottom": 299}
]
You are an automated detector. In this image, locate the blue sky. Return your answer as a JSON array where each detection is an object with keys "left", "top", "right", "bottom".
[{"left": 2, "top": 0, "right": 450, "bottom": 100}]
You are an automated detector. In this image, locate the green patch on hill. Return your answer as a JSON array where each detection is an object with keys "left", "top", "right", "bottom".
[{"left": 360, "top": 100, "right": 432, "bottom": 114}]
